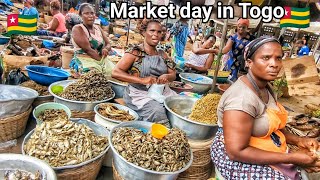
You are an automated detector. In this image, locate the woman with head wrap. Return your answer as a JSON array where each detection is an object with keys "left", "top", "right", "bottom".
[
  {"left": 211, "top": 37, "right": 320, "bottom": 180},
  {"left": 64, "top": 13, "right": 82, "bottom": 43},
  {"left": 222, "top": 18, "right": 255, "bottom": 82}
]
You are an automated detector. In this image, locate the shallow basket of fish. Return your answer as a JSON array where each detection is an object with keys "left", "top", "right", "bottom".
[
  {"left": 94, "top": 103, "right": 139, "bottom": 124},
  {"left": 109, "top": 121, "right": 193, "bottom": 180},
  {"left": 0, "top": 153, "right": 57, "bottom": 180},
  {"left": 22, "top": 118, "right": 110, "bottom": 180}
]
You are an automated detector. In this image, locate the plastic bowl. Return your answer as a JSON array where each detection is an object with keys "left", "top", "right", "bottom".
[
  {"left": 0, "top": 37, "right": 10, "bottom": 45},
  {"left": 33, "top": 102, "right": 71, "bottom": 124},
  {"left": 169, "top": 81, "right": 193, "bottom": 93},
  {"left": 25, "top": 65, "right": 70, "bottom": 86}
]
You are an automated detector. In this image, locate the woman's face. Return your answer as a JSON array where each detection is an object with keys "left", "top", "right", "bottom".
[
  {"left": 203, "top": 37, "right": 215, "bottom": 49},
  {"left": 143, "top": 22, "right": 162, "bottom": 46},
  {"left": 81, "top": 6, "right": 95, "bottom": 26},
  {"left": 237, "top": 23, "right": 248, "bottom": 34},
  {"left": 247, "top": 42, "right": 283, "bottom": 81}
]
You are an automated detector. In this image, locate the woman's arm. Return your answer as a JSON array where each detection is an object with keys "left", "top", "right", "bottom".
[
  {"left": 192, "top": 42, "right": 218, "bottom": 55},
  {"left": 223, "top": 110, "right": 317, "bottom": 165},
  {"left": 46, "top": 18, "right": 59, "bottom": 31},
  {"left": 282, "top": 129, "right": 319, "bottom": 151},
  {"left": 112, "top": 52, "right": 157, "bottom": 85},
  {"left": 98, "top": 26, "right": 111, "bottom": 52},
  {"left": 157, "top": 51, "right": 176, "bottom": 84},
  {"left": 186, "top": 53, "right": 214, "bottom": 72},
  {"left": 72, "top": 26, "right": 101, "bottom": 60},
  {"left": 222, "top": 38, "right": 233, "bottom": 54}
]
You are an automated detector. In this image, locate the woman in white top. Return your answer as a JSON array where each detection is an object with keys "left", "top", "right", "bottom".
[{"left": 185, "top": 34, "right": 218, "bottom": 73}]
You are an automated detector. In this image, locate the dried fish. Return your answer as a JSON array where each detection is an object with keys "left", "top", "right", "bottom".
[
  {"left": 24, "top": 119, "right": 108, "bottom": 167},
  {"left": 20, "top": 80, "right": 49, "bottom": 96},
  {"left": 38, "top": 109, "right": 68, "bottom": 122},
  {"left": 60, "top": 70, "right": 114, "bottom": 101},
  {"left": 4, "top": 170, "right": 41, "bottom": 180},
  {"left": 98, "top": 104, "right": 134, "bottom": 121},
  {"left": 112, "top": 127, "right": 191, "bottom": 172},
  {"left": 189, "top": 94, "right": 221, "bottom": 124}
]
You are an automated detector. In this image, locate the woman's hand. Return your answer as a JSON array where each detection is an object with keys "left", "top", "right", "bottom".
[
  {"left": 289, "top": 151, "right": 318, "bottom": 167},
  {"left": 185, "top": 63, "right": 193, "bottom": 68},
  {"left": 140, "top": 76, "right": 157, "bottom": 85},
  {"left": 297, "top": 137, "right": 319, "bottom": 152},
  {"left": 102, "top": 48, "right": 109, "bottom": 57},
  {"left": 157, "top": 74, "right": 170, "bottom": 84}
]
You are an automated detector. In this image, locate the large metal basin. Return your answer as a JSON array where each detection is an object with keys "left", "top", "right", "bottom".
[
  {"left": 48, "top": 80, "right": 115, "bottom": 111},
  {"left": 164, "top": 95, "right": 218, "bottom": 140},
  {"left": 0, "top": 84, "right": 38, "bottom": 118},
  {"left": 179, "top": 73, "right": 213, "bottom": 94},
  {"left": 0, "top": 153, "right": 57, "bottom": 180},
  {"left": 109, "top": 121, "right": 193, "bottom": 180},
  {"left": 108, "top": 80, "right": 127, "bottom": 98}
]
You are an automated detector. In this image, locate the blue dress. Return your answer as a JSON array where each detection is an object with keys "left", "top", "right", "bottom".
[
  {"left": 21, "top": 7, "right": 39, "bottom": 19},
  {"left": 170, "top": 21, "right": 189, "bottom": 58},
  {"left": 297, "top": 45, "right": 310, "bottom": 57}
]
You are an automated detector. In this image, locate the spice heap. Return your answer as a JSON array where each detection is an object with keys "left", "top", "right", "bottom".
[
  {"left": 38, "top": 109, "right": 68, "bottom": 122},
  {"left": 60, "top": 70, "right": 114, "bottom": 101},
  {"left": 189, "top": 94, "right": 221, "bottom": 124},
  {"left": 24, "top": 119, "right": 109, "bottom": 167},
  {"left": 98, "top": 104, "right": 135, "bottom": 121},
  {"left": 112, "top": 127, "right": 191, "bottom": 172},
  {"left": 20, "top": 80, "right": 49, "bottom": 96}
]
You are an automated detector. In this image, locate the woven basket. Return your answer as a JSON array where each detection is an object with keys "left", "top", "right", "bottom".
[
  {"left": 39, "top": 17, "right": 45, "bottom": 23},
  {"left": 56, "top": 155, "right": 105, "bottom": 180},
  {"left": 178, "top": 161, "right": 213, "bottom": 179},
  {"left": 71, "top": 110, "right": 95, "bottom": 121},
  {"left": 44, "top": 15, "right": 53, "bottom": 24},
  {"left": 61, "top": 46, "right": 75, "bottom": 69},
  {"left": 0, "top": 107, "right": 32, "bottom": 142},
  {"left": 112, "top": 161, "right": 124, "bottom": 180}
]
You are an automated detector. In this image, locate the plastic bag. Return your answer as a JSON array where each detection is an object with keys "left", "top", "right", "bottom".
[
  {"left": 5, "top": 68, "right": 29, "bottom": 85},
  {"left": 148, "top": 84, "right": 166, "bottom": 103}
]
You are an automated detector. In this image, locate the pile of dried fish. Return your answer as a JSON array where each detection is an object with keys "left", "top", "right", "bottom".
[
  {"left": 24, "top": 119, "right": 109, "bottom": 167},
  {"left": 20, "top": 80, "right": 50, "bottom": 96},
  {"left": 286, "top": 114, "right": 320, "bottom": 139},
  {"left": 112, "top": 127, "right": 191, "bottom": 172},
  {"left": 98, "top": 104, "right": 134, "bottom": 121},
  {"left": 189, "top": 94, "right": 221, "bottom": 124},
  {"left": 4, "top": 170, "right": 41, "bottom": 180},
  {"left": 38, "top": 109, "right": 68, "bottom": 122},
  {"left": 60, "top": 70, "right": 114, "bottom": 101}
]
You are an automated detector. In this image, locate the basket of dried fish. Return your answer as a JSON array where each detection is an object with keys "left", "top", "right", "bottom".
[
  {"left": 110, "top": 121, "right": 193, "bottom": 180},
  {"left": 22, "top": 118, "right": 110, "bottom": 180},
  {"left": 20, "top": 80, "right": 54, "bottom": 107},
  {"left": 164, "top": 95, "right": 219, "bottom": 140},
  {"left": 32, "top": 102, "right": 71, "bottom": 124},
  {"left": 49, "top": 70, "right": 115, "bottom": 112},
  {"left": 0, "top": 153, "right": 57, "bottom": 180},
  {"left": 94, "top": 103, "right": 139, "bottom": 124}
]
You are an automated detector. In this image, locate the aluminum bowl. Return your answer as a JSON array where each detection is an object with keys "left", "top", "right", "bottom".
[
  {"left": 0, "top": 84, "right": 38, "bottom": 118},
  {"left": 22, "top": 118, "right": 110, "bottom": 171},
  {"left": 33, "top": 102, "right": 72, "bottom": 124},
  {"left": 109, "top": 121, "right": 193, "bottom": 180},
  {"left": 108, "top": 79, "right": 127, "bottom": 99},
  {"left": 179, "top": 73, "right": 213, "bottom": 94},
  {"left": 164, "top": 95, "right": 218, "bottom": 140},
  {"left": 94, "top": 103, "right": 139, "bottom": 124},
  {"left": 0, "top": 153, "right": 57, "bottom": 180},
  {"left": 49, "top": 80, "right": 115, "bottom": 111}
]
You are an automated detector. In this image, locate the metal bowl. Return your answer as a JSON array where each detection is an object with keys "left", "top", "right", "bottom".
[
  {"left": 94, "top": 103, "right": 139, "bottom": 124},
  {"left": 164, "top": 95, "right": 218, "bottom": 140},
  {"left": 179, "top": 73, "right": 213, "bottom": 94},
  {"left": 0, "top": 85, "right": 38, "bottom": 118},
  {"left": 48, "top": 80, "right": 115, "bottom": 111},
  {"left": 33, "top": 102, "right": 72, "bottom": 124},
  {"left": 109, "top": 121, "right": 193, "bottom": 180},
  {"left": 0, "top": 153, "right": 57, "bottom": 180},
  {"left": 22, "top": 118, "right": 110, "bottom": 170},
  {"left": 108, "top": 80, "right": 127, "bottom": 99}
]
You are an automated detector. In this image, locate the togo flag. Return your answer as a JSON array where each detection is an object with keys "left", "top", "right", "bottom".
[
  {"left": 280, "top": 7, "right": 310, "bottom": 28},
  {"left": 7, "top": 14, "right": 37, "bottom": 35}
]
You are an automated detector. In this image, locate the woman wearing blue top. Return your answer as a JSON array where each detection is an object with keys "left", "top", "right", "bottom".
[{"left": 21, "top": 0, "right": 39, "bottom": 18}]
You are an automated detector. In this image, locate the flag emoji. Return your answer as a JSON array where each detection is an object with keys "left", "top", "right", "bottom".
[
  {"left": 7, "top": 14, "right": 37, "bottom": 35},
  {"left": 280, "top": 7, "right": 310, "bottom": 28}
]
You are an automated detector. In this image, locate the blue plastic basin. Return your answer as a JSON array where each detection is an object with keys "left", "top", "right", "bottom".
[
  {"left": 25, "top": 65, "right": 70, "bottom": 86},
  {"left": 0, "top": 37, "right": 10, "bottom": 45}
]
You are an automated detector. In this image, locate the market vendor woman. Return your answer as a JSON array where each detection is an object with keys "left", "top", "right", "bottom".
[
  {"left": 211, "top": 36, "right": 320, "bottom": 179},
  {"left": 112, "top": 19, "right": 176, "bottom": 127}
]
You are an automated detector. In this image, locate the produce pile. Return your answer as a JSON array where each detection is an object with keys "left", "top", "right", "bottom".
[
  {"left": 24, "top": 119, "right": 109, "bottom": 167},
  {"left": 189, "top": 94, "right": 221, "bottom": 124},
  {"left": 98, "top": 104, "right": 135, "bottom": 121},
  {"left": 38, "top": 109, "right": 68, "bottom": 122},
  {"left": 112, "top": 127, "right": 191, "bottom": 172},
  {"left": 60, "top": 70, "right": 114, "bottom": 101},
  {"left": 4, "top": 170, "right": 41, "bottom": 180},
  {"left": 20, "top": 80, "right": 50, "bottom": 96}
]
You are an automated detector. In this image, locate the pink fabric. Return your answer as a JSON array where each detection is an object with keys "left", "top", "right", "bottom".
[
  {"left": 72, "top": 24, "right": 104, "bottom": 48},
  {"left": 187, "top": 52, "right": 209, "bottom": 67},
  {"left": 49, "top": 13, "right": 67, "bottom": 33}
]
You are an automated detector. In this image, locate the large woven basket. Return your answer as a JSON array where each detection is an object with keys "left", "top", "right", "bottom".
[
  {"left": 0, "top": 107, "right": 32, "bottom": 142},
  {"left": 112, "top": 161, "right": 124, "bottom": 180},
  {"left": 56, "top": 155, "right": 105, "bottom": 180},
  {"left": 178, "top": 160, "right": 213, "bottom": 179},
  {"left": 71, "top": 110, "right": 95, "bottom": 121}
]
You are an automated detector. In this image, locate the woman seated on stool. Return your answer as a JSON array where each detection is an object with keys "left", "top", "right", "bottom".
[
  {"left": 185, "top": 34, "right": 218, "bottom": 73},
  {"left": 211, "top": 36, "right": 320, "bottom": 179},
  {"left": 111, "top": 19, "right": 177, "bottom": 127}
]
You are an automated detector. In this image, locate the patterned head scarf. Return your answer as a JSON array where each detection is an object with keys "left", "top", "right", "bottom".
[
  {"left": 65, "top": 13, "right": 82, "bottom": 27},
  {"left": 244, "top": 36, "right": 281, "bottom": 61}
]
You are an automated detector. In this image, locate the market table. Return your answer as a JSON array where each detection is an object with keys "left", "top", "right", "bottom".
[{"left": 279, "top": 95, "right": 320, "bottom": 116}]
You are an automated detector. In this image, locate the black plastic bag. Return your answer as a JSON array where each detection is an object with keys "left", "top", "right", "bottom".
[{"left": 5, "top": 68, "right": 29, "bottom": 85}]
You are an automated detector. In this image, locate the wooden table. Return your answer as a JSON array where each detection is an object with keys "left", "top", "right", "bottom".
[{"left": 278, "top": 95, "right": 320, "bottom": 116}]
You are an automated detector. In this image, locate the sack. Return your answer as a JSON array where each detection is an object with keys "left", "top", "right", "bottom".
[
  {"left": 147, "top": 84, "right": 166, "bottom": 103},
  {"left": 5, "top": 68, "right": 29, "bottom": 85}
]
